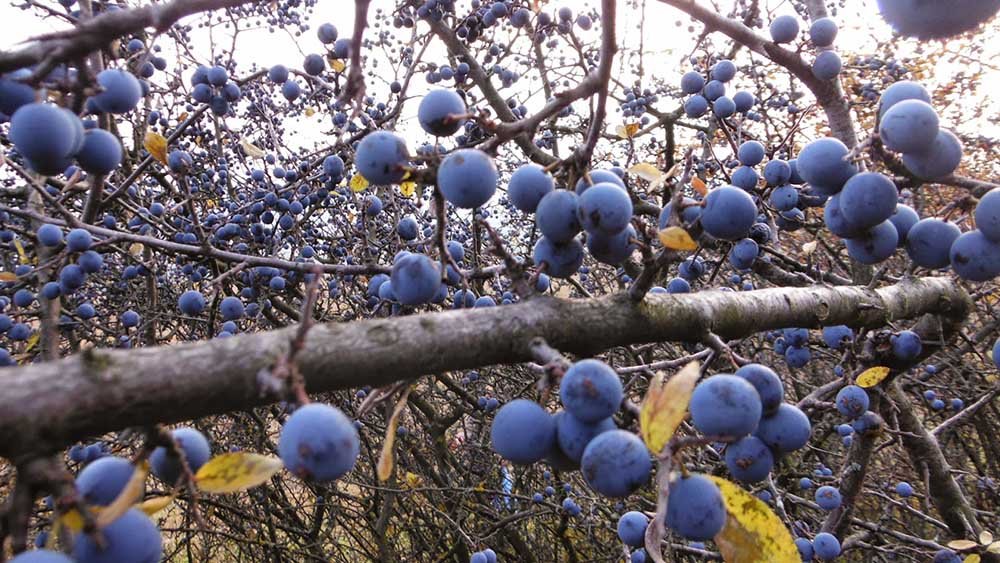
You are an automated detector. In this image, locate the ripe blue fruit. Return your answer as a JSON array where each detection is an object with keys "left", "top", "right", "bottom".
[
  {"left": 879, "top": 80, "right": 931, "bottom": 116},
  {"left": 438, "top": 149, "right": 498, "bottom": 208},
  {"left": 10, "top": 103, "right": 80, "bottom": 175},
  {"left": 587, "top": 225, "right": 638, "bottom": 265},
  {"left": 690, "top": 374, "right": 762, "bottom": 437},
  {"left": 839, "top": 172, "right": 898, "bottom": 230},
  {"left": 822, "top": 325, "right": 854, "bottom": 349},
  {"left": 797, "top": 137, "right": 857, "bottom": 194},
  {"left": 879, "top": 99, "right": 939, "bottom": 154},
  {"left": 0, "top": 69, "right": 36, "bottom": 116},
  {"left": 905, "top": 218, "right": 961, "bottom": 269},
  {"left": 815, "top": 485, "right": 842, "bottom": 510},
  {"left": 396, "top": 216, "right": 418, "bottom": 240},
  {"left": 889, "top": 204, "right": 920, "bottom": 246},
  {"left": 76, "top": 129, "right": 123, "bottom": 175},
  {"left": 178, "top": 290, "right": 205, "bottom": 315},
  {"left": 279, "top": 403, "right": 359, "bottom": 481},
  {"left": 812, "top": 532, "right": 841, "bottom": 560},
  {"left": 92, "top": 69, "right": 142, "bottom": 114},
  {"left": 508, "top": 163, "right": 554, "bottom": 212},
  {"left": 617, "top": 511, "right": 649, "bottom": 547},
  {"left": 729, "top": 238, "right": 759, "bottom": 270},
  {"left": 769, "top": 14, "right": 799, "bottom": 43},
  {"left": 490, "top": 399, "right": 555, "bottom": 464},
  {"left": 835, "top": 385, "right": 869, "bottom": 419},
  {"left": 950, "top": 230, "right": 1000, "bottom": 281},
  {"left": 763, "top": 159, "right": 791, "bottom": 186},
  {"left": 317, "top": 23, "right": 337, "bottom": 43},
  {"left": 533, "top": 237, "right": 584, "bottom": 278},
  {"left": 876, "top": 0, "right": 1000, "bottom": 39},
  {"left": 844, "top": 220, "right": 899, "bottom": 264},
  {"left": 812, "top": 50, "right": 842, "bottom": 80},
  {"left": 895, "top": 481, "right": 914, "bottom": 497},
  {"left": 58, "top": 264, "right": 85, "bottom": 293},
  {"left": 810, "top": 17, "right": 838, "bottom": 47},
  {"left": 150, "top": 427, "right": 211, "bottom": 486},
  {"left": 580, "top": 430, "right": 651, "bottom": 498},
  {"left": 356, "top": 131, "right": 409, "bottom": 184},
  {"left": 737, "top": 140, "right": 766, "bottom": 166},
  {"left": 975, "top": 189, "right": 1000, "bottom": 242},
  {"left": 219, "top": 296, "right": 244, "bottom": 320},
  {"left": 578, "top": 183, "right": 633, "bottom": 235},
  {"left": 680, "top": 71, "right": 705, "bottom": 94},
  {"left": 735, "top": 363, "right": 783, "bottom": 415},
  {"left": 769, "top": 185, "right": 798, "bottom": 211},
  {"left": 121, "top": 310, "right": 140, "bottom": 328},
  {"left": 711, "top": 60, "right": 737, "bottom": 82},
  {"left": 901, "top": 129, "right": 963, "bottom": 180},
  {"left": 733, "top": 91, "right": 755, "bottom": 113},
  {"left": 891, "top": 329, "right": 923, "bottom": 360},
  {"left": 418, "top": 89, "right": 466, "bottom": 136},
  {"left": 167, "top": 150, "right": 193, "bottom": 174},
  {"left": 755, "top": 403, "right": 811, "bottom": 452},
  {"left": 725, "top": 435, "right": 774, "bottom": 483},
  {"left": 934, "top": 549, "right": 963, "bottom": 563},
  {"left": 560, "top": 359, "right": 623, "bottom": 422},
  {"left": 73, "top": 508, "right": 162, "bottom": 563},
  {"left": 713, "top": 96, "right": 736, "bottom": 117},
  {"left": 556, "top": 412, "right": 615, "bottom": 463},
  {"left": 700, "top": 186, "right": 757, "bottom": 241},
  {"left": 665, "top": 474, "right": 725, "bottom": 540},
  {"left": 536, "top": 190, "right": 582, "bottom": 243},
  {"left": 731, "top": 166, "right": 758, "bottom": 190},
  {"left": 391, "top": 252, "right": 440, "bottom": 305},
  {"left": 659, "top": 196, "right": 702, "bottom": 227},
  {"left": 10, "top": 550, "right": 73, "bottom": 562},
  {"left": 66, "top": 228, "right": 93, "bottom": 252},
  {"left": 795, "top": 537, "right": 814, "bottom": 561},
  {"left": 75, "top": 456, "right": 135, "bottom": 506},
  {"left": 684, "top": 95, "right": 708, "bottom": 117},
  {"left": 37, "top": 224, "right": 63, "bottom": 247}
]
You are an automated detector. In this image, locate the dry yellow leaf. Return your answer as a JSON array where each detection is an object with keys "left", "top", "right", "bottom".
[
  {"left": 692, "top": 176, "right": 708, "bottom": 196},
  {"left": 144, "top": 131, "right": 168, "bottom": 165},
  {"left": 330, "top": 59, "right": 347, "bottom": 73},
  {"left": 97, "top": 461, "right": 149, "bottom": 527},
  {"left": 400, "top": 181, "right": 417, "bottom": 198},
  {"left": 709, "top": 476, "right": 799, "bottom": 563},
  {"left": 658, "top": 226, "right": 698, "bottom": 251},
  {"left": 856, "top": 366, "right": 891, "bottom": 388},
  {"left": 239, "top": 137, "right": 266, "bottom": 158},
  {"left": 639, "top": 361, "right": 700, "bottom": 455},
  {"left": 350, "top": 173, "right": 370, "bottom": 192},
  {"left": 138, "top": 495, "right": 175, "bottom": 517},
  {"left": 614, "top": 122, "right": 641, "bottom": 139},
  {"left": 377, "top": 387, "right": 412, "bottom": 482},
  {"left": 628, "top": 162, "right": 663, "bottom": 183},
  {"left": 0, "top": 272, "right": 17, "bottom": 282},
  {"left": 195, "top": 452, "right": 283, "bottom": 493}
]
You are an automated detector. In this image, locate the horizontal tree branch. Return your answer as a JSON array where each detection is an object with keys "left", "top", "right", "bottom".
[{"left": 0, "top": 276, "right": 968, "bottom": 460}]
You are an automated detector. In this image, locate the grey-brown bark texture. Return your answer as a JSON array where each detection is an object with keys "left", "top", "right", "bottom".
[{"left": 0, "top": 276, "right": 969, "bottom": 461}]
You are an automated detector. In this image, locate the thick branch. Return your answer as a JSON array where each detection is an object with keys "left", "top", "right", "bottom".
[{"left": 0, "top": 277, "right": 968, "bottom": 460}]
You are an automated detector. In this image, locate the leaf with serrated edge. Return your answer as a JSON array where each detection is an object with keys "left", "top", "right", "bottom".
[
  {"left": 659, "top": 226, "right": 698, "bottom": 251},
  {"left": 709, "top": 476, "right": 799, "bottom": 563},
  {"left": 378, "top": 387, "right": 412, "bottom": 481},
  {"left": 856, "top": 366, "right": 891, "bottom": 388},
  {"left": 195, "top": 453, "right": 283, "bottom": 493},
  {"left": 640, "top": 362, "right": 700, "bottom": 455}
]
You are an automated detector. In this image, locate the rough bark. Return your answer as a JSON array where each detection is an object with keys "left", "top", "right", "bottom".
[{"left": 0, "top": 277, "right": 968, "bottom": 461}]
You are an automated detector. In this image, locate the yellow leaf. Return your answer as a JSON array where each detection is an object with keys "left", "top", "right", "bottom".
[
  {"left": 0, "top": 272, "right": 17, "bottom": 282},
  {"left": 330, "top": 59, "right": 347, "bottom": 73},
  {"left": 239, "top": 137, "right": 266, "bottom": 158},
  {"left": 97, "top": 462, "right": 149, "bottom": 527},
  {"left": 399, "top": 181, "right": 417, "bottom": 198},
  {"left": 24, "top": 332, "right": 40, "bottom": 353},
  {"left": 614, "top": 122, "right": 640, "bottom": 139},
  {"left": 378, "top": 387, "right": 412, "bottom": 482},
  {"left": 137, "top": 495, "right": 174, "bottom": 517},
  {"left": 350, "top": 173, "right": 369, "bottom": 192},
  {"left": 304, "top": 107, "right": 316, "bottom": 117},
  {"left": 129, "top": 243, "right": 144, "bottom": 257},
  {"left": 949, "top": 540, "right": 980, "bottom": 551},
  {"left": 13, "top": 238, "right": 28, "bottom": 264},
  {"left": 658, "top": 226, "right": 698, "bottom": 251},
  {"left": 709, "top": 476, "right": 799, "bottom": 563},
  {"left": 404, "top": 472, "right": 423, "bottom": 488},
  {"left": 628, "top": 163, "right": 663, "bottom": 183},
  {"left": 987, "top": 542, "right": 1000, "bottom": 554},
  {"left": 980, "top": 531, "right": 994, "bottom": 545},
  {"left": 195, "top": 452, "right": 283, "bottom": 493},
  {"left": 856, "top": 366, "right": 891, "bottom": 388},
  {"left": 692, "top": 176, "right": 708, "bottom": 196},
  {"left": 58, "top": 508, "right": 87, "bottom": 533},
  {"left": 639, "top": 361, "right": 700, "bottom": 455},
  {"left": 965, "top": 555, "right": 982, "bottom": 563},
  {"left": 143, "top": 131, "right": 168, "bottom": 165},
  {"left": 178, "top": 112, "right": 188, "bottom": 122}
]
